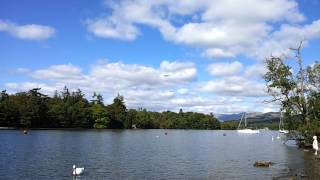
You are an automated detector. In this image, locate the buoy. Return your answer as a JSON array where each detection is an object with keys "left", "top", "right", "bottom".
[
  {"left": 23, "top": 130, "right": 28, "bottom": 134},
  {"left": 223, "top": 133, "right": 226, "bottom": 136},
  {"left": 164, "top": 132, "right": 168, "bottom": 135}
]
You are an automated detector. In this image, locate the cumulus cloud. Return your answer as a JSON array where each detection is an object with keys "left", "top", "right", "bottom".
[
  {"left": 84, "top": 0, "right": 320, "bottom": 59},
  {"left": 5, "top": 82, "right": 58, "bottom": 95},
  {"left": 4, "top": 60, "right": 274, "bottom": 114},
  {"left": 253, "top": 20, "right": 320, "bottom": 59},
  {"left": 7, "top": 60, "right": 197, "bottom": 93},
  {"left": 206, "top": 61, "right": 243, "bottom": 76},
  {"left": 30, "top": 64, "right": 83, "bottom": 80},
  {"left": 200, "top": 76, "right": 267, "bottom": 97},
  {"left": 86, "top": 18, "right": 139, "bottom": 41},
  {"left": 202, "top": 48, "right": 235, "bottom": 58},
  {"left": 0, "top": 19, "right": 55, "bottom": 40},
  {"left": 244, "top": 63, "right": 267, "bottom": 78},
  {"left": 90, "top": 60, "right": 197, "bottom": 88}
]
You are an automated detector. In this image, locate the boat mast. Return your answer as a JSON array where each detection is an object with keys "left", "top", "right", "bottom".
[
  {"left": 237, "top": 112, "right": 245, "bottom": 129},
  {"left": 244, "top": 112, "right": 247, "bottom": 128},
  {"left": 279, "top": 111, "right": 284, "bottom": 130},
  {"left": 279, "top": 112, "right": 281, "bottom": 130}
]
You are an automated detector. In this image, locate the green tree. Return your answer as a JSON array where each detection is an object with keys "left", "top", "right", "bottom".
[
  {"left": 91, "top": 103, "right": 109, "bottom": 128},
  {"left": 106, "top": 94, "right": 127, "bottom": 129},
  {"left": 135, "top": 109, "right": 154, "bottom": 129},
  {"left": 0, "top": 90, "right": 20, "bottom": 127},
  {"left": 15, "top": 88, "right": 49, "bottom": 128},
  {"left": 91, "top": 92, "right": 104, "bottom": 105},
  {"left": 125, "top": 109, "right": 137, "bottom": 129},
  {"left": 264, "top": 43, "right": 320, "bottom": 141},
  {"left": 264, "top": 53, "right": 306, "bottom": 130}
]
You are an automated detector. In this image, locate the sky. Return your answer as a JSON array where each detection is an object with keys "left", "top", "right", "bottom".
[{"left": 1, "top": 0, "right": 320, "bottom": 114}]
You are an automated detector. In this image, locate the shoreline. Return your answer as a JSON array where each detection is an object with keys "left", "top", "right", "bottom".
[{"left": 0, "top": 127, "right": 270, "bottom": 131}]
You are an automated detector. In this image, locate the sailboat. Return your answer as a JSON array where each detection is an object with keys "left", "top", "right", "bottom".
[
  {"left": 237, "top": 112, "right": 260, "bottom": 134},
  {"left": 279, "top": 112, "right": 289, "bottom": 133}
]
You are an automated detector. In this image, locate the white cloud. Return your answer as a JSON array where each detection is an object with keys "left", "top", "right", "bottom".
[
  {"left": 5, "top": 82, "right": 58, "bottom": 95},
  {"left": 207, "top": 61, "right": 243, "bottom": 76},
  {"left": 202, "top": 48, "right": 235, "bottom": 58},
  {"left": 86, "top": 18, "right": 139, "bottom": 41},
  {"left": 7, "top": 60, "right": 197, "bottom": 94},
  {"left": 201, "top": 0, "right": 304, "bottom": 23},
  {"left": 253, "top": 20, "right": 320, "bottom": 59},
  {"left": 84, "top": 0, "right": 320, "bottom": 59},
  {"left": 160, "top": 61, "right": 194, "bottom": 72},
  {"left": 200, "top": 76, "right": 267, "bottom": 97},
  {"left": 4, "top": 60, "right": 276, "bottom": 114},
  {"left": 0, "top": 19, "right": 55, "bottom": 40},
  {"left": 90, "top": 60, "right": 197, "bottom": 87},
  {"left": 30, "top": 64, "right": 82, "bottom": 80},
  {"left": 244, "top": 63, "right": 267, "bottom": 78}
]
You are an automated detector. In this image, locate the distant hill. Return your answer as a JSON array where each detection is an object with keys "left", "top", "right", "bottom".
[
  {"left": 215, "top": 113, "right": 242, "bottom": 121},
  {"left": 216, "top": 112, "right": 280, "bottom": 123}
]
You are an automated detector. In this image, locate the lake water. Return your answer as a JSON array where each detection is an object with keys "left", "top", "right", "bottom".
[{"left": 1, "top": 130, "right": 320, "bottom": 180}]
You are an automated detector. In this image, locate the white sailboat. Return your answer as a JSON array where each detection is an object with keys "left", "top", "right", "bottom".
[
  {"left": 279, "top": 112, "right": 289, "bottom": 133},
  {"left": 237, "top": 112, "right": 260, "bottom": 134}
]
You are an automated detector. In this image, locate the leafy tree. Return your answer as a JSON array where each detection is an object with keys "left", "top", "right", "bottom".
[
  {"left": 91, "top": 92, "right": 104, "bottom": 105},
  {"left": 135, "top": 109, "right": 154, "bottom": 129},
  {"left": 125, "top": 109, "right": 137, "bottom": 129},
  {"left": 16, "top": 89, "right": 49, "bottom": 128},
  {"left": 264, "top": 42, "right": 320, "bottom": 141},
  {"left": 0, "top": 90, "right": 20, "bottom": 127},
  {"left": 264, "top": 43, "right": 309, "bottom": 130},
  {"left": 221, "top": 120, "right": 239, "bottom": 130},
  {"left": 91, "top": 101, "right": 109, "bottom": 128},
  {"left": 106, "top": 94, "right": 127, "bottom": 129},
  {"left": 48, "top": 87, "right": 92, "bottom": 128}
]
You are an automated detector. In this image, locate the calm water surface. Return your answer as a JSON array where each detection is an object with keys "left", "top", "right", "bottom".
[{"left": 1, "top": 130, "right": 319, "bottom": 180}]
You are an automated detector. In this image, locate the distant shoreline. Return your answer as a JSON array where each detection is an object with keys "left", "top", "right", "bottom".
[
  {"left": 0, "top": 127, "right": 93, "bottom": 130},
  {"left": 0, "top": 127, "right": 272, "bottom": 131}
]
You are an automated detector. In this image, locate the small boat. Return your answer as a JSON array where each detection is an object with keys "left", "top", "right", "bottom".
[
  {"left": 237, "top": 112, "right": 260, "bottom": 134},
  {"left": 237, "top": 129, "right": 260, "bottom": 134},
  {"left": 279, "top": 129, "right": 289, "bottom": 133}
]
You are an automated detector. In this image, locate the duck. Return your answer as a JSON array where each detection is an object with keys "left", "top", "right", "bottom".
[{"left": 73, "top": 165, "right": 84, "bottom": 176}]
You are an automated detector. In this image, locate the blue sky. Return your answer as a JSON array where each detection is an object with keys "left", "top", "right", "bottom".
[{"left": 1, "top": 0, "right": 320, "bottom": 114}]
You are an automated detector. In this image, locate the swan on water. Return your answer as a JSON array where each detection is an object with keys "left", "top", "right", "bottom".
[{"left": 73, "top": 165, "right": 84, "bottom": 176}]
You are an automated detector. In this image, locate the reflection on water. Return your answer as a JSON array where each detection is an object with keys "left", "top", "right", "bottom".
[
  {"left": 0, "top": 130, "right": 319, "bottom": 179},
  {"left": 301, "top": 151, "right": 320, "bottom": 179}
]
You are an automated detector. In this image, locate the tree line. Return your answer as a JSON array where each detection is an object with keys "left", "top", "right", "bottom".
[{"left": 0, "top": 87, "right": 220, "bottom": 129}]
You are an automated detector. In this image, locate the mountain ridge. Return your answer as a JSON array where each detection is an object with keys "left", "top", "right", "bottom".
[{"left": 215, "top": 112, "right": 280, "bottom": 122}]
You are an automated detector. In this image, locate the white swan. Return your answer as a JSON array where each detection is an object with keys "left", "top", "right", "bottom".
[{"left": 73, "top": 165, "right": 84, "bottom": 176}]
